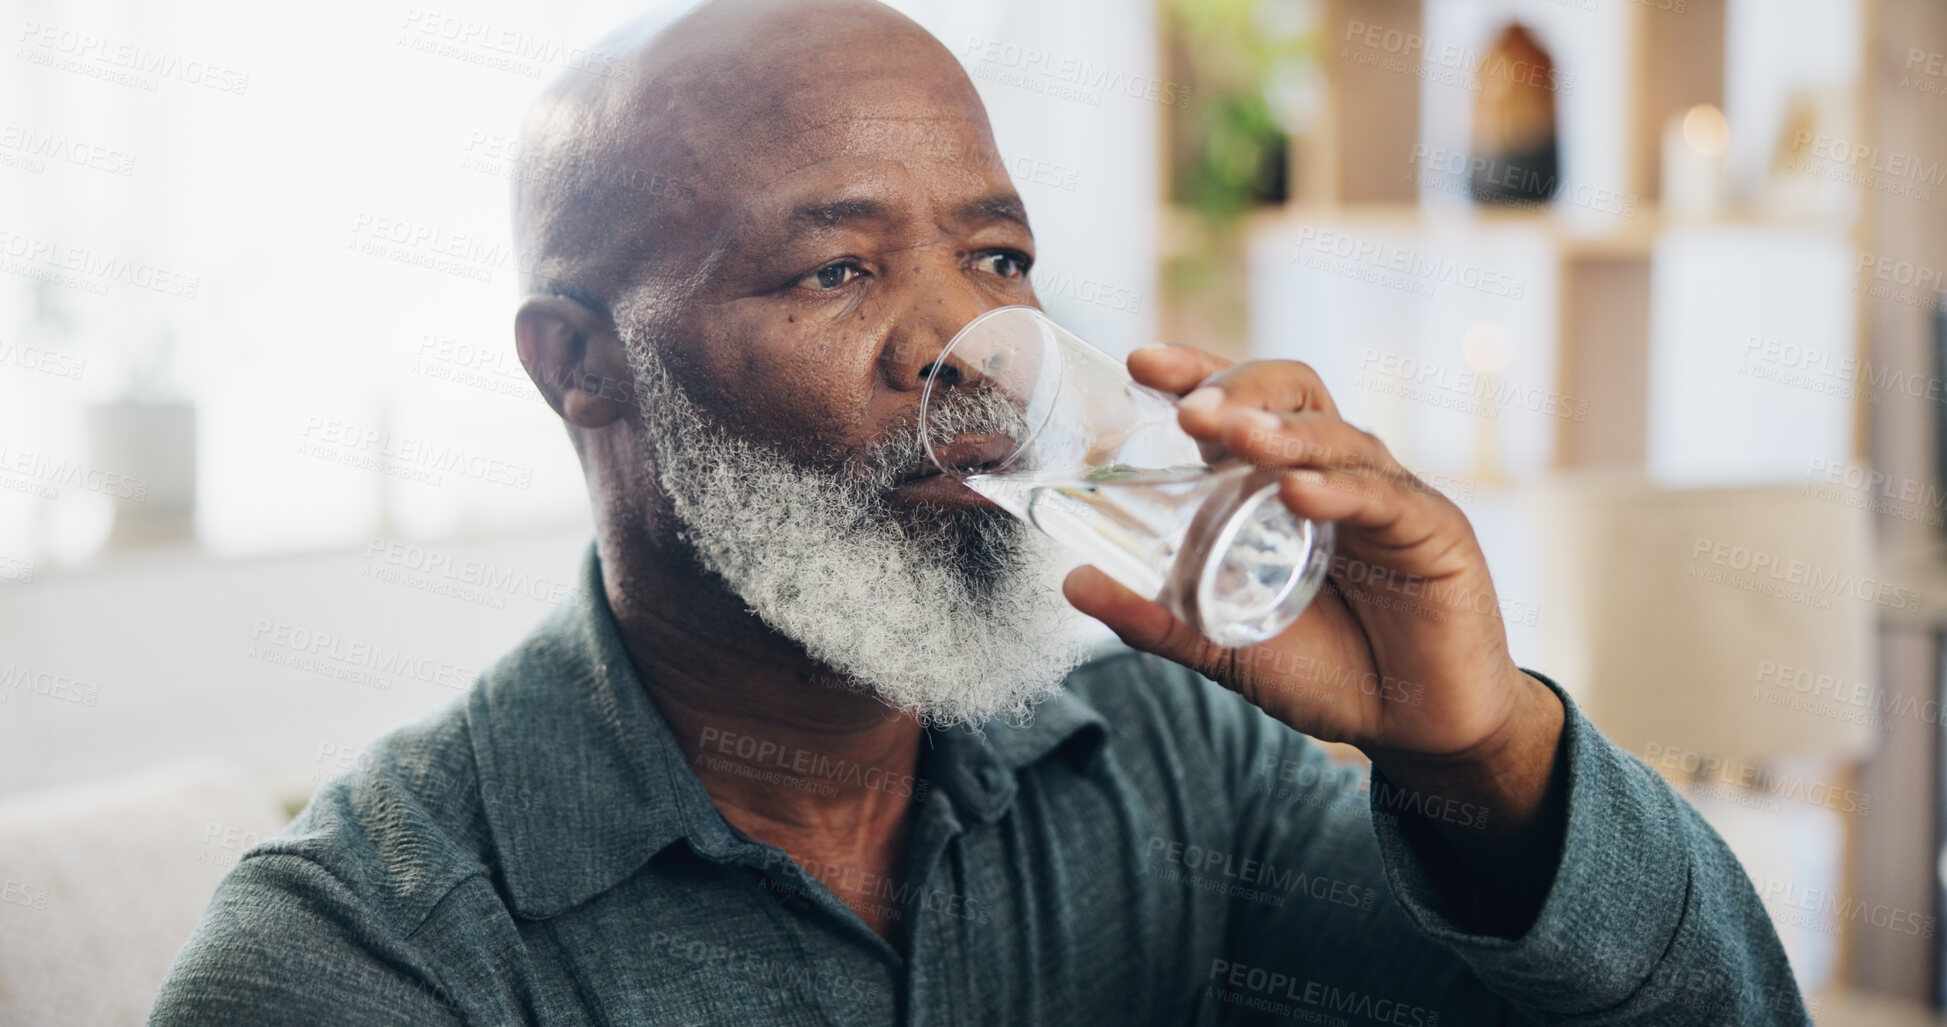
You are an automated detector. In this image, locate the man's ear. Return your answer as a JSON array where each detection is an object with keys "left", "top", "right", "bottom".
[{"left": 513, "top": 295, "right": 633, "bottom": 428}]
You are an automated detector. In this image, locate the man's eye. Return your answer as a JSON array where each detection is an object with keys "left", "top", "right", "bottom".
[
  {"left": 974, "top": 251, "right": 1031, "bottom": 279},
  {"left": 797, "top": 261, "right": 864, "bottom": 291}
]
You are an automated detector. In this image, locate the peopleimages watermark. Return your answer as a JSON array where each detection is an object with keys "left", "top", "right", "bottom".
[
  {"left": 1243, "top": 648, "right": 1426, "bottom": 708},
  {"left": 1287, "top": 228, "right": 1530, "bottom": 302},
  {"left": 1803, "top": 456, "right": 1946, "bottom": 529},
  {"left": 1253, "top": 754, "right": 1492, "bottom": 831},
  {"left": 960, "top": 36, "right": 1192, "bottom": 109},
  {"left": 312, "top": 740, "right": 376, "bottom": 785},
  {"left": 296, "top": 416, "right": 535, "bottom": 490},
  {"left": 1855, "top": 251, "right": 1946, "bottom": 313},
  {"left": 1242, "top": 433, "right": 1480, "bottom": 507},
  {"left": 397, "top": 10, "right": 624, "bottom": 82},
  {"left": 0, "top": 339, "right": 86, "bottom": 381},
  {"left": 642, "top": 929, "right": 876, "bottom": 1006},
  {"left": 1409, "top": 146, "right": 1641, "bottom": 219},
  {"left": 13, "top": 21, "right": 250, "bottom": 96},
  {"left": 1733, "top": 332, "right": 1947, "bottom": 406},
  {"left": 1000, "top": 150, "right": 1082, "bottom": 192},
  {"left": 1206, "top": 959, "right": 1441, "bottom": 1027},
  {"left": 0, "top": 123, "right": 135, "bottom": 177},
  {"left": 0, "top": 878, "right": 49, "bottom": 912},
  {"left": 1321, "top": 550, "right": 1541, "bottom": 629},
  {"left": 1748, "top": 871, "right": 1935, "bottom": 939},
  {"left": 1413, "top": 467, "right": 1477, "bottom": 504},
  {"left": 1354, "top": 348, "right": 1589, "bottom": 423},
  {"left": 1368, "top": 776, "right": 1492, "bottom": 831},
  {"left": 0, "top": 227, "right": 200, "bottom": 299},
  {"left": 409, "top": 332, "right": 536, "bottom": 403},
  {"left": 197, "top": 821, "right": 269, "bottom": 867},
  {"left": 409, "top": 331, "right": 631, "bottom": 408},
  {"left": 1537, "top": 945, "right": 1816, "bottom": 1018},
  {"left": 1905, "top": 48, "right": 1947, "bottom": 99},
  {"left": 1144, "top": 836, "right": 1380, "bottom": 912},
  {"left": 0, "top": 554, "right": 36, "bottom": 584},
  {"left": 1252, "top": 755, "right": 1366, "bottom": 817},
  {"left": 0, "top": 443, "right": 148, "bottom": 502},
  {"left": 0, "top": 661, "right": 101, "bottom": 707},
  {"left": 347, "top": 212, "right": 532, "bottom": 286},
  {"left": 1785, "top": 131, "right": 1945, "bottom": 202},
  {"left": 362, "top": 538, "right": 574, "bottom": 610},
  {"left": 1340, "top": 18, "right": 1576, "bottom": 97},
  {"left": 1033, "top": 266, "right": 1143, "bottom": 314},
  {"left": 247, "top": 618, "right": 480, "bottom": 693},
  {"left": 1686, "top": 535, "right": 1921, "bottom": 613},
  {"left": 1640, "top": 742, "right": 1872, "bottom": 816},
  {"left": 693, "top": 727, "right": 929, "bottom": 802},
  {"left": 1746, "top": 659, "right": 1918, "bottom": 733}
]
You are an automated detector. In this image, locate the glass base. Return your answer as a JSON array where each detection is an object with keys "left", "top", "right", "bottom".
[
  {"left": 965, "top": 463, "right": 1335, "bottom": 647},
  {"left": 1172, "top": 474, "right": 1335, "bottom": 647}
]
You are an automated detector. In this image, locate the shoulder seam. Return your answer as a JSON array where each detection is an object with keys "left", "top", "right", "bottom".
[{"left": 239, "top": 848, "right": 490, "bottom": 942}]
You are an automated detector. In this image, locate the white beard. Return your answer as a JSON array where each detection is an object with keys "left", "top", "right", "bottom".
[{"left": 621, "top": 334, "right": 1090, "bottom": 728}]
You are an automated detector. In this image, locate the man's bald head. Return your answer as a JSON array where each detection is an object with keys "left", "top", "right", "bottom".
[
  {"left": 506, "top": 1, "right": 1076, "bottom": 719},
  {"left": 512, "top": 0, "right": 995, "bottom": 309}
]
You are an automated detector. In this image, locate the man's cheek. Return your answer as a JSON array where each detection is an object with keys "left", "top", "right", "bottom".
[{"left": 714, "top": 328, "right": 871, "bottom": 446}]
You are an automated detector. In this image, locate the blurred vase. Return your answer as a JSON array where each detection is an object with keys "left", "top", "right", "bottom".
[
  {"left": 87, "top": 401, "right": 195, "bottom": 547},
  {"left": 1469, "top": 24, "right": 1561, "bottom": 205}
]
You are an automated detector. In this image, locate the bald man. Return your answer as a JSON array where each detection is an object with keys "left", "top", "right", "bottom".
[{"left": 152, "top": 2, "right": 1805, "bottom": 1024}]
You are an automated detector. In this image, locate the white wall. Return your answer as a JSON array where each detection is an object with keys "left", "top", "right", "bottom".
[
  {"left": 1647, "top": 224, "right": 1858, "bottom": 487},
  {"left": 0, "top": 528, "right": 590, "bottom": 798},
  {"left": 2, "top": 0, "right": 1162, "bottom": 795},
  {"left": 0, "top": 0, "right": 1160, "bottom": 568}
]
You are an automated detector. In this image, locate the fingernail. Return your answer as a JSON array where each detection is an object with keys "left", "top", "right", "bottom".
[
  {"left": 1179, "top": 386, "right": 1224, "bottom": 412},
  {"left": 1130, "top": 344, "right": 1174, "bottom": 360}
]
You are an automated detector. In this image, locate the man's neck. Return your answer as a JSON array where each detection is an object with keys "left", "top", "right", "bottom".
[{"left": 598, "top": 533, "right": 925, "bottom": 939}]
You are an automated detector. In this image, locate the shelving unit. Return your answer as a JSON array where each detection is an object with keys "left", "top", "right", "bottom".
[
  {"left": 1209, "top": 0, "right": 1894, "bottom": 1005},
  {"left": 1243, "top": 0, "right": 1864, "bottom": 480}
]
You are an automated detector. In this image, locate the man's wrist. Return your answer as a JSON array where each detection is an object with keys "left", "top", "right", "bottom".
[
  {"left": 1368, "top": 670, "right": 1565, "bottom": 837},
  {"left": 1366, "top": 671, "right": 1571, "bottom": 936}
]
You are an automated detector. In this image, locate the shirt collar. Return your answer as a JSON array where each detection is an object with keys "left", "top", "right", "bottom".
[{"left": 469, "top": 540, "right": 1109, "bottom": 920}]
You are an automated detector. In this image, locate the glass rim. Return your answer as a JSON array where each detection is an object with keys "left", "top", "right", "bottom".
[{"left": 917, "top": 305, "right": 1056, "bottom": 479}]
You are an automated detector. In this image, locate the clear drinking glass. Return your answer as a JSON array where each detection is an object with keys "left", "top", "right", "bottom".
[{"left": 918, "top": 305, "right": 1335, "bottom": 647}]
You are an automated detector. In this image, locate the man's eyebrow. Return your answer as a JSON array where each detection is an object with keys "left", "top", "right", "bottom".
[
  {"left": 768, "top": 193, "right": 1029, "bottom": 245},
  {"left": 788, "top": 198, "right": 889, "bottom": 233},
  {"left": 959, "top": 194, "right": 1029, "bottom": 230}
]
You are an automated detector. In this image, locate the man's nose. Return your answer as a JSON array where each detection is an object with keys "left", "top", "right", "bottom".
[{"left": 877, "top": 280, "right": 1009, "bottom": 393}]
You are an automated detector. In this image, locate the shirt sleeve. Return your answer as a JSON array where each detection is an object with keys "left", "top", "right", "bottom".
[
  {"left": 1204, "top": 660, "right": 1809, "bottom": 1026},
  {"left": 148, "top": 853, "right": 465, "bottom": 1027},
  {"left": 1361, "top": 671, "right": 1809, "bottom": 1024}
]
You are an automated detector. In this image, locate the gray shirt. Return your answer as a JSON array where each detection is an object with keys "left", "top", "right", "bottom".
[{"left": 151, "top": 543, "right": 1808, "bottom": 1025}]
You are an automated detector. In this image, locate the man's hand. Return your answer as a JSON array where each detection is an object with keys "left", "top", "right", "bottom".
[{"left": 1061, "top": 345, "right": 1567, "bottom": 930}]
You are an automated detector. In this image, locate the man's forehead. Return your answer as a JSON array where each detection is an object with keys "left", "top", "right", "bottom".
[
  {"left": 514, "top": 0, "right": 1005, "bottom": 295},
  {"left": 769, "top": 108, "right": 999, "bottom": 164},
  {"left": 699, "top": 109, "right": 1019, "bottom": 240},
  {"left": 677, "top": 80, "right": 1004, "bottom": 191}
]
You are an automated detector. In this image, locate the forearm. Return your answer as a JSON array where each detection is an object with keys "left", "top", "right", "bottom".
[{"left": 1362, "top": 672, "right": 1809, "bottom": 1024}]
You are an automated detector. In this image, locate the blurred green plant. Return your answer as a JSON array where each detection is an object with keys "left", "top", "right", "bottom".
[
  {"left": 1162, "top": 0, "right": 1318, "bottom": 228},
  {"left": 1160, "top": 0, "right": 1320, "bottom": 349}
]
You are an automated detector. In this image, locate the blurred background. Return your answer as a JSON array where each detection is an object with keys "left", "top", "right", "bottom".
[{"left": 1, "top": 0, "right": 1944, "bottom": 1021}]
